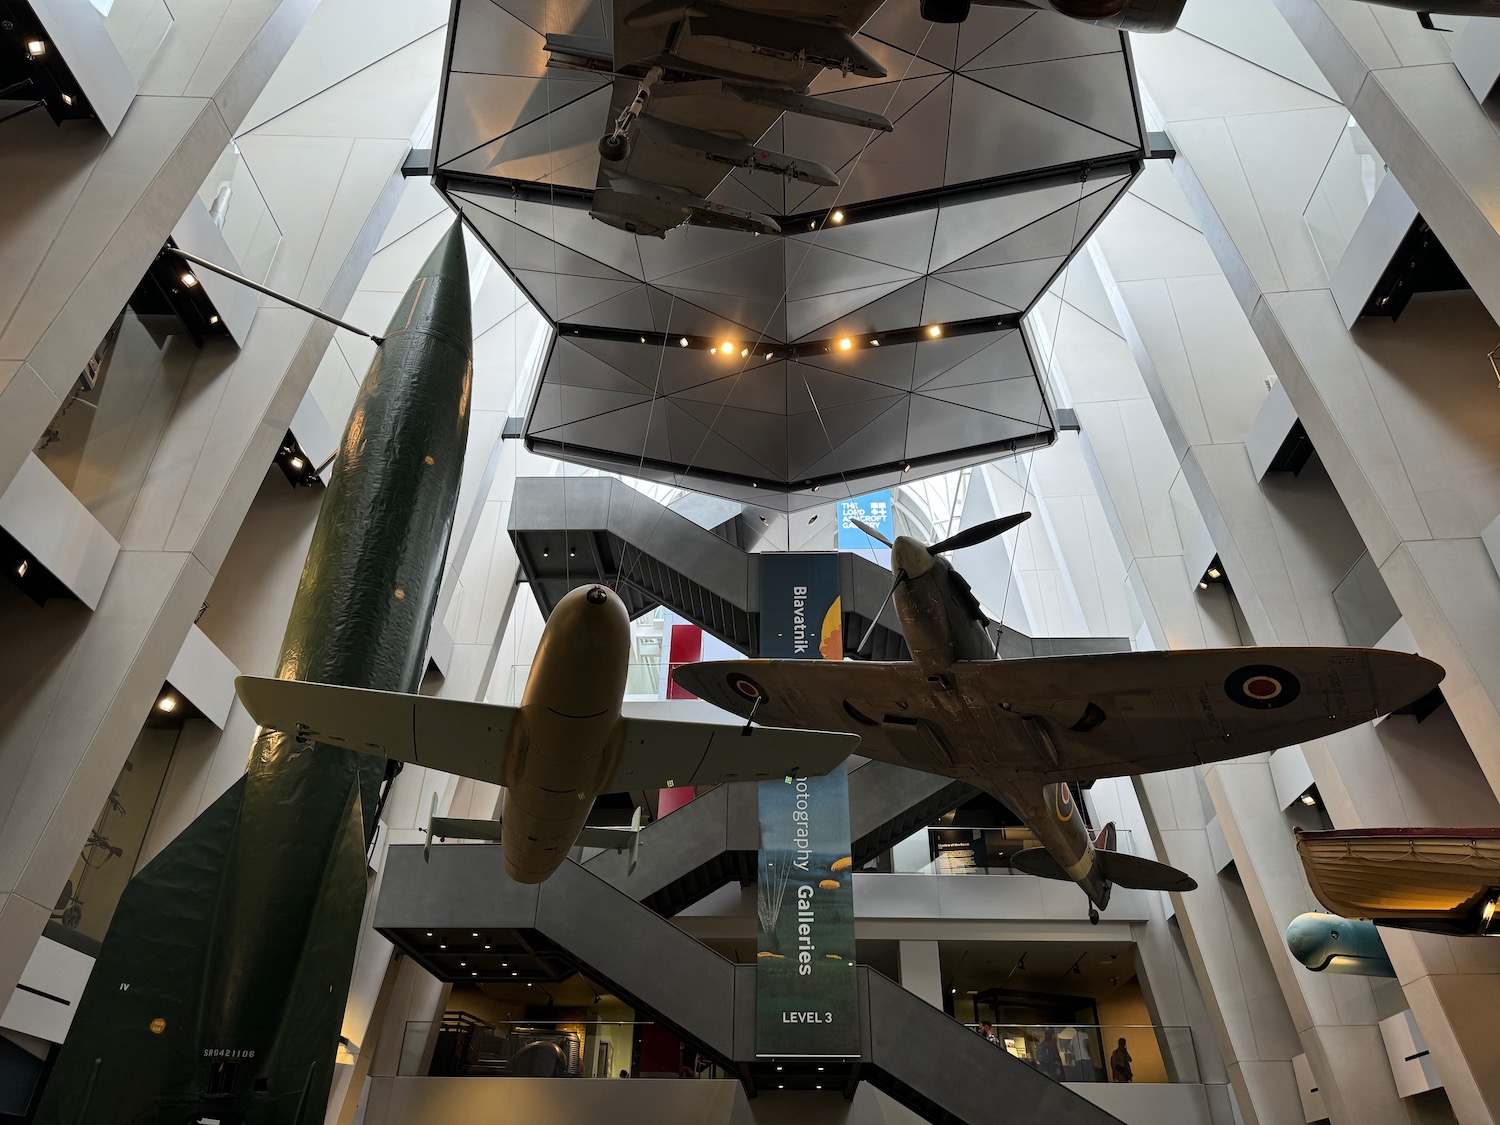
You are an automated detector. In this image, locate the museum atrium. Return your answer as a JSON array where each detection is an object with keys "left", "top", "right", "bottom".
[{"left": 4, "top": 0, "right": 1500, "bottom": 1122}]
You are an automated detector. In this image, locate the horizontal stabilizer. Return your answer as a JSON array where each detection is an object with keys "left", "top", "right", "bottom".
[
  {"left": 432, "top": 817, "right": 503, "bottom": 841},
  {"left": 726, "top": 85, "right": 893, "bottom": 132},
  {"left": 1012, "top": 847, "right": 1197, "bottom": 892},
  {"left": 1097, "top": 850, "right": 1197, "bottom": 892}
]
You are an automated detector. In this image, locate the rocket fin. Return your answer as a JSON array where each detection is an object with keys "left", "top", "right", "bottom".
[{"left": 34, "top": 777, "right": 249, "bottom": 1125}]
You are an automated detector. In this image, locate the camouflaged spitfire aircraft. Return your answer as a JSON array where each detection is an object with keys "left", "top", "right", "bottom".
[{"left": 674, "top": 514, "right": 1445, "bottom": 922}]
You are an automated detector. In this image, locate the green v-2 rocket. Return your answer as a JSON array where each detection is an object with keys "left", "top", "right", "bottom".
[{"left": 37, "top": 223, "right": 473, "bottom": 1124}]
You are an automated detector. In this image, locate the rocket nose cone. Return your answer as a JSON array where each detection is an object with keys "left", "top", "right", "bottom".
[{"left": 422, "top": 218, "right": 468, "bottom": 280}]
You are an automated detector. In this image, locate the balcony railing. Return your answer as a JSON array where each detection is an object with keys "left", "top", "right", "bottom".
[
  {"left": 964, "top": 1022, "right": 1198, "bottom": 1085},
  {"left": 197, "top": 141, "right": 282, "bottom": 285}
]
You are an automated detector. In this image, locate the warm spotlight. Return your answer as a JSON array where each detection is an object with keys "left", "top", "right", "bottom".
[
  {"left": 927, "top": 324, "right": 942, "bottom": 338},
  {"left": 1198, "top": 581, "right": 1208, "bottom": 590},
  {"left": 16, "top": 560, "right": 27, "bottom": 578},
  {"left": 26, "top": 39, "right": 45, "bottom": 57},
  {"left": 1300, "top": 793, "right": 1317, "bottom": 807},
  {"left": 157, "top": 695, "right": 178, "bottom": 714},
  {"left": 180, "top": 272, "right": 198, "bottom": 288},
  {"left": 740, "top": 347, "right": 749, "bottom": 357},
  {"left": 720, "top": 340, "right": 734, "bottom": 354},
  {"left": 831, "top": 210, "right": 845, "bottom": 224},
  {"left": 1207, "top": 567, "right": 1221, "bottom": 579},
  {"left": 838, "top": 338, "right": 852, "bottom": 351},
  {"left": 60, "top": 93, "right": 74, "bottom": 106},
  {"left": 208, "top": 315, "right": 220, "bottom": 325},
  {"left": 679, "top": 337, "right": 688, "bottom": 347}
]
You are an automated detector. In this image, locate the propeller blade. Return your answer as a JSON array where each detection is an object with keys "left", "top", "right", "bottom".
[
  {"left": 856, "top": 569, "right": 906, "bottom": 655},
  {"left": 928, "top": 511, "right": 1031, "bottom": 556},
  {"left": 849, "top": 517, "right": 894, "bottom": 549}
]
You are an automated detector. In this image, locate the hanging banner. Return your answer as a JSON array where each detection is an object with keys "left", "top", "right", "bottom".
[
  {"left": 756, "top": 554, "right": 858, "bottom": 1057},
  {"left": 837, "top": 491, "right": 893, "bottom": 565}
]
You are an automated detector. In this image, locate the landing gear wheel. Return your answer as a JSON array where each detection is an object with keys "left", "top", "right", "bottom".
[
  {"left": 598, "top": 133, "right": 629, "bottom": 163},
  {"left": 1088, "top": 906, "right": 1100, "bottom": 925},
  {"left": 920, "top": 0, "right": 971, "bottom": 21}
]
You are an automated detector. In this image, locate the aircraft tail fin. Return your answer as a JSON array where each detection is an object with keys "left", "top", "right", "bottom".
[
  {"left": 1095, "top": 821, "right": 1116, "bottom": 852},
  {"left": 1011, "top": 845, "right": 1197, "bottom": 893}
]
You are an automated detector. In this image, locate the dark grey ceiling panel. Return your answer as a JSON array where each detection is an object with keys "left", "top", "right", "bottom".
[{"left": 432, "top": 0, "right": 1145, "bottom": 510}]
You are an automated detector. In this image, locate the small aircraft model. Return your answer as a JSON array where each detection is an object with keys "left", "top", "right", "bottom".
[
  {"left": 236, "top": 584, "right": 858, "bottom": 884},
  {"left": 673, "top": 514, "right": 1445, "bottom": 922},
  {"left": 1285, "top": 912, "right": 1397, "bottom": 977},
  {"left": 1296, "top": 826, "right": 1500, "bottom": 937}
]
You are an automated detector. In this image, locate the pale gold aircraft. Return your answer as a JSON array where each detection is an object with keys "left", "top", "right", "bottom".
[
  {"left": 674, "top": 515, "right": 1444, "bottom": 922},
  {"left": 236, "top": 584, "right": 857, "bottom": 883}
]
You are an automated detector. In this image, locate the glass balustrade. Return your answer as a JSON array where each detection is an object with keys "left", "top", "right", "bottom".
[
  {"left": 1332, "top": 550, "right": 1401, "bottom": 649},
  {"left": 965, "top": 1022, "right": 1198, "bottom": 1084},
  {"left": 197, "top": 141, "right": 282, "bottom": 285},
  {"left": 1303, "top": 116, "right": 1389, "bottom": 278},
  {"left": 90, "top": 0, "right": 173, "bottom": 84},
  {"left": 399, "top": 1017, "right": 729, "bottom": 1079}
]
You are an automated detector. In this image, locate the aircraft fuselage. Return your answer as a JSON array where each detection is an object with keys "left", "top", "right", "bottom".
[
  {"left": 890, "top": 534, "right": 1107, "bottom": 909},
  {"left": 502, "top": 584, "right": 632, "bottom": 882}
]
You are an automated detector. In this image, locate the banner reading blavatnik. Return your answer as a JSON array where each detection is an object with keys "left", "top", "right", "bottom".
[{"left": 756, "top": 554, "right": 858, "bottom": 1057}]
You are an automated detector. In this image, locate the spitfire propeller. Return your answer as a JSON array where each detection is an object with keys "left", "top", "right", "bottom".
[{"left": 851, "top": 512, "right": 1032, "bottom": 653}]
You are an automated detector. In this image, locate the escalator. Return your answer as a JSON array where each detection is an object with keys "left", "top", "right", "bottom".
[
  {"left": 376, "top": 845, "right": 1125, "bottom": 1125},
  {"left": 583, "top": 758, "right": 973, "bottom": 915}
]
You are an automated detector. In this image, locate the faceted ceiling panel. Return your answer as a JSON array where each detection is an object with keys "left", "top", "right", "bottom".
[{"left": 432, "top": 0, "right": 1146, "bottom": 509}]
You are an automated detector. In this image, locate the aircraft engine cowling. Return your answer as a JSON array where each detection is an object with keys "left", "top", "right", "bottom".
[{"left": 1045, "top": 0, "right": 1186, "bottom": 32}]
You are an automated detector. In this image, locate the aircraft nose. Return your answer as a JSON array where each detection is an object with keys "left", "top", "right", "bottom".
[{"left": 891, "top": 536, "right": 935, "bottom": 579}]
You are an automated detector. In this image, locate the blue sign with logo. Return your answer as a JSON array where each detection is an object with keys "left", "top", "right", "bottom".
[{"left": 837, "top": 491, "right": 893, "bottom": 559}]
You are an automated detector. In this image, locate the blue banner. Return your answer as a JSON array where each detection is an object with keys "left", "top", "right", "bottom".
[{"left": 756, "top": 554, "right": 858, "bottom": 1057}]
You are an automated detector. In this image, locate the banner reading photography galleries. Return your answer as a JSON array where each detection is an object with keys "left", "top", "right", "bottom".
[{"left": 756, "top": 553, "right": 858, "bottom": 1057}]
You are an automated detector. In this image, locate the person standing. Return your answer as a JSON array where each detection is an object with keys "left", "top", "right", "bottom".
[
  {"left": 1110, "top": 1037, "right": 1133, "bottom": 1083},
  {"left": 1036, "top": 1029, "right": 1064, "bottom": 1080}
]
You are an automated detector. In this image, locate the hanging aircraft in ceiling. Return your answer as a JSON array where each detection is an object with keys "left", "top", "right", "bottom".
[
  {"left": 541, "top": 0, "right": 899, "bottom": 237},
  {"left": 236, "top": 584, "right": 858, "bottom": 884},
  {"left": 919, "top": 0, "right": 1500, "bottom": 34},
  {"left": 673, "top": 516, "right": 1445, "bottom": 922}
]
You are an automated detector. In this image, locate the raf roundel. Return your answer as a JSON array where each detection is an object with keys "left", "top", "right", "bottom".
[
  {"left": 728, "top": 673, "right": 768, "bottom": 705},
  {"left": 1224, "top": 665, "right": 1302, "bottom": 710}
]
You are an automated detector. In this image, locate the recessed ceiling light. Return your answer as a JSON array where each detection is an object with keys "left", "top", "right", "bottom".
[
  {"left": 157, "top": 695, "right": 177, "bottom": 713},
  {"left": 831, "top": 210, "right": 844, "bottom": 223},
  {"left": 60, "top": 93, "right": 74, "bottom": 106},
  {"left": 512, "top": 971, "right": 518, "bottom": 976},
  {"left": 16, "top": 560, "right": 28, "bottom": 578},
  {"left": 426, "top": 932, "right": 433, "bottom": 937},
  {"left": 870, "top": 339, "right": 880, "bottom": 346},
  {"left": 838, "top": 338, "right": 852, "bottom": 351},
  {"left": 639, "top": 336, "right": 646, "bottom": 343},
  {"left": 1208, "top": 567, "right": 1222, "bottom": 579},
  {"left": 679, "top": 337, "right": 688, "bottom": 347},
  {"left": 927, "top": 324, "right": 942, "bottom": 338},
  {"left": 720, "top": 340, "right": 733, "bottom": 354},
  {"left": 741, "top": 347, "right": 749, "bottom": 357},
  {"left": 1300, "top": 793, "right": 1317, "bottom": 807},
  {"left": 1198, "top": 581, "right": 1209, "bottom": 590},
  {"left": 181, "top": 272, "right": 198, "bottom": 288},
  {"left": 471, "top": 971, "right": 478, "bottom": 976},
  {"left": 26, "top": 39, "right": 45, "bottom": 57},
  {"left": 208, "top": 315, "right": 220, "bottom": 325},
  {"left": 289, "top": 457, "right": 304, "bottom": 470}
]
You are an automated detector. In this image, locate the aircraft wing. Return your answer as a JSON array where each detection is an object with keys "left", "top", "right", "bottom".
[
  {"left": 671, "top": 648, "right": 1443, "bottom": 785},
  {"left": 605, "top": 715, "right": 858, "bottom": 791},
  {"left": 235, "top": 676, "right": 516, "bottom": 784}
]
